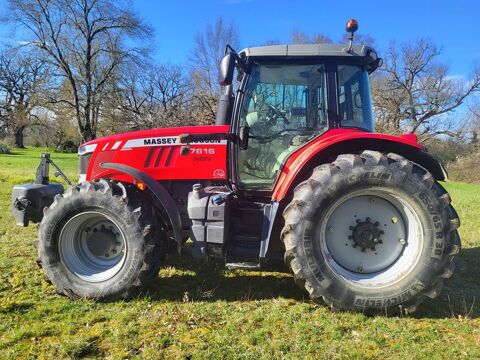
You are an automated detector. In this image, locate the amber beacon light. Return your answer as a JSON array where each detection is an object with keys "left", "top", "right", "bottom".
[
  {"left": 346, "top": 19, "right": 359, "bottom": 33},
  {"left": 345, "top": 19, "right": 359, "bottom": 53}
]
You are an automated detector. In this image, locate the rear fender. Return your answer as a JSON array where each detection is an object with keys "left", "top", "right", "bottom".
[
  {"left": 98, "top": 163, "right": 183, "bottom": 246},
  {"left": 272, "top": 134, "right": 447, "bottom": 203},
  {"left": 264, "top": 134, "right": 447, "bottom": 257}
]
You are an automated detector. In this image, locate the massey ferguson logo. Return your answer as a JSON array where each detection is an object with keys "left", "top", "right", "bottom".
[
  {"left": 143, "top": 137, "right": 177, "bottom": 145},
  {"left": 122, "top": 136, "right": 227, "bottom": 149}
]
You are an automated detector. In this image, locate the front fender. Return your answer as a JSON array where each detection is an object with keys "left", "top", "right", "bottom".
[
  {"left": 98, "top": 162, "right": 183, "bottom": 246},
  {"left": 272, "top": 130, "right": 447, "bottom": 202}
]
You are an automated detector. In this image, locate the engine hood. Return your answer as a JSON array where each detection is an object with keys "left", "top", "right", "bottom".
[
  {"left": 79, "top": 125, "right": 230, "bottom": 154},
  {"left": 78, "top": 124, "right": 231, "bottom": 183}
]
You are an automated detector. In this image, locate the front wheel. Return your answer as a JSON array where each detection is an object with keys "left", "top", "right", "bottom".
[
  {"left": 282, "top": 151, "right": 461, "bottom": 314},
  {"left": 38, "top": 180, "right": 166, "bottom": 300}
]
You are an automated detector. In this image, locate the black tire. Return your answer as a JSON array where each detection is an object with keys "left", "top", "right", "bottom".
[
  {"left": 37, "top": 180, "right": 166, "bottom": 300},
  {"left": 282, "top": 151, "right": 461, "bottom": 314}
]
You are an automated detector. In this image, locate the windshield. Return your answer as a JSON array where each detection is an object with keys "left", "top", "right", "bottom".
[
  {"left": 337, "top": 64, "right": 374, "bottom": 131},
  {"left": 238, "top": 62, "right": 328, "bottom": 190}
]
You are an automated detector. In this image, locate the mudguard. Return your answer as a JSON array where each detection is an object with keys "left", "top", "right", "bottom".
[
  {"left": 272, "top": 130, "right": 448, "bottom": 202},
  {"left": 99, "top": 162, "right": 183, "bottom": 246}
]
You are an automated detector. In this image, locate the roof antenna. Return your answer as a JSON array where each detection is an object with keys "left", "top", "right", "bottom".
[{"left": 344, "top": 19, "right": 359, "bottom": 53}]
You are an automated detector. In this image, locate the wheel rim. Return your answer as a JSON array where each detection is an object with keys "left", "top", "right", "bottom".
[
  {"left": 59, "top": 211, "right": 127, "bottom": 282},
  {"left": 317, "top": 189, "right": 424, "bottom": 288}
]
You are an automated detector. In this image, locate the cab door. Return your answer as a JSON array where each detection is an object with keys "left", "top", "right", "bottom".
[{"left": 234, "top": 62, "right": 329, "bottom": 191}]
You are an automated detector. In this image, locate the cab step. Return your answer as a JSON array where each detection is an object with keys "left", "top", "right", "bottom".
[
  {"left": 226, "top": 201, "right": 266, "bottom": 264},
  {"left": 225, "top": 262, "right": 260, "bottom": 270}
]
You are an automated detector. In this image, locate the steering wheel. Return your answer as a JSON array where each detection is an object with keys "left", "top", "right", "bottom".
[
  {"left": 249, "top": 128, "right": 300, "bottom": 142},
  {"left": 267, "top": 103, "right": 290, "bottom": 124}
]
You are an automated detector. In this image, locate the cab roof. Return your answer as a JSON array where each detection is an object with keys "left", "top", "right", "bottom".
[{"left": 239, "top": 44, "right": 374, "bottom": 58}]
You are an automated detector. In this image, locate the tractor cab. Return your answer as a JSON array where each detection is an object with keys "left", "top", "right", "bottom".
[
  {"left": 221, "top": 43, "right": 380, "bottom": 190},
  {"left": 213, "top": 20, "right": 382, "bottom": 192}
]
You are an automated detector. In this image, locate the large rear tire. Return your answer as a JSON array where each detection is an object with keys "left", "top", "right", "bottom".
[
  {"left": 38, "top": 180, "right": 166, "bottom": 300},
  {"left": 282, "top": 151, "right": 460, "bottom": 314}
]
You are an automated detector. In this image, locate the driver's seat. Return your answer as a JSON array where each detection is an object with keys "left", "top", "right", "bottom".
[{"left": 246, "top": 111, "right": 260, "bottom": 127}]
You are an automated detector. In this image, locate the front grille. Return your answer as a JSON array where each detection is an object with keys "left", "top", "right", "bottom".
[{"left": 79, "top": 153, "right": 92, "bottom": 176}]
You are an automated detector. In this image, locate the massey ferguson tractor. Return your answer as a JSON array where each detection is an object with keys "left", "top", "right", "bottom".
[{"left": 11, "top": 20, "right": 461, "bottom": 314}]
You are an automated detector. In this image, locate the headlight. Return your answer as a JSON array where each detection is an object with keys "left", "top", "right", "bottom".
[
  {"left": 79, "top": 152, "right": 92, "bottom": 178},
  {"left": 78, "top": 144, "right": 96, "bottom": 182},
  {"left": 78, "top": 144, "right": 97, "bottom": 155}
]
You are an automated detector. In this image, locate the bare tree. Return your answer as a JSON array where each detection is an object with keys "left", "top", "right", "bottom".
[
  {"left": 108, "top": 65, "right": 157, "bottom": 131},
  {"left": 0, "top": 50, "right": 48, "bottom": 147},
  {"left": 5, "top": 0, "right": 152, "bottom": 142},
  {"left": 372, "top": 39, "right": 480, "bottom": 140},
  {"left": 153, "top": 64, "right": 192, "bottom": 127},
  {"left": 467, "top": 103, "right": 480, "bottom": 144},
  {"left": 190, "top": 17, "right": 239, "bottom": 124},
  {"left": 105, "top": 62, "right": 192, "bottom": 132},
  {"left": 290, "top": 29, "right": 333, "bottom": 44},
  {"left": 290, "top": 29, "right": 374, "bottom": 47},
  {"left": 340, "top": 33, "right": 375, "bottom": 47}
]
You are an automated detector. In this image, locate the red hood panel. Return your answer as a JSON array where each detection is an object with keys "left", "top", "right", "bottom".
[
  {"left": 82, "top": 125, "right": 230, "bottom": 147},
  {"left": 83, "top": 125, "right": 230, "bottom": 182}
]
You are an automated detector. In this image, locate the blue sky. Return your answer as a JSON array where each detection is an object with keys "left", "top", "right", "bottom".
[
  {"left": 131, "top": 0, "right": 478, "bottom": 78},
  {"left": 0, "top": 0, "right": 476, "bottom": 78}
]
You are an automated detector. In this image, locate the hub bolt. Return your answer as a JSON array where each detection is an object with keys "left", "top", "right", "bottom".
[
  {"left": 392, "top": 216, "right": 399, "bottom": 224},
  {"left": 399, "top": 238, "right": 406, "bottom": 245}
]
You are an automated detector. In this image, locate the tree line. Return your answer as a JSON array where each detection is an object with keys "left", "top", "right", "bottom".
[{"left": 0, "top": 0, "right": 478, "bottom": 152}]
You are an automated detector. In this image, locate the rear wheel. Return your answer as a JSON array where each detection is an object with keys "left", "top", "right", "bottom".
[
  {"left": 282, "top": 151, "right": 461, "bottom": 314},
  {"left": 38, "top": 180, "right": 166, "bottom": 300}
]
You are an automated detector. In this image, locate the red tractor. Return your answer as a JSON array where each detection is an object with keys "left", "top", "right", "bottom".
[{"left": 12, "top": 20, "right": 460, "bottom": 314}]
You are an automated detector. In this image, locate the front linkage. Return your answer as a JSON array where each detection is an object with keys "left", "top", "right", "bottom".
[{"left": 12, "top": 153, "right": 69, "bottom": 227}]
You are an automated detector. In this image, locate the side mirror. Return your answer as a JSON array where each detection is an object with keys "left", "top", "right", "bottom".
[
  {"left": 239, "top": 126, "right": 249, "bottom": 150},
  {"left": 219, "top": 52, "right": 236, "bottom": 86},
  {"left": 365, "top": 49, "right": 383, "bottom": 73}
]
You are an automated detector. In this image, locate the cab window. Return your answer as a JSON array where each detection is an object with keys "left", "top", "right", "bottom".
[
  {"left": 337, "top": 65, "right": 374, "bottom": 131},
  {"left": 238, "top": 63, "right": 328, "bottom": 190}
]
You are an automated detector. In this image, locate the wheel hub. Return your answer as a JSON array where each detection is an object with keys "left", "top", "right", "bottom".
[
  {"left": 86, "top": 227, "right": 119, "bottom": 258},
  {"left": 323, "top": 193, "right": 409, "bottom": 274},
  {"left": 350, "top": 217, "right": 384, "bottom": 251}
]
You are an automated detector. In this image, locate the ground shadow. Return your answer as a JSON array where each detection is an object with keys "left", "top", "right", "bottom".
[
  {"left": 145, "top": 251, "right": 306, "bottom": 303},
  {"left": 143, "top": 246, "right": 480, "bottom": 319}
]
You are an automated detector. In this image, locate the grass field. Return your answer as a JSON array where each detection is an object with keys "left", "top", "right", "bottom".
[{"left": 0, "top": 148, "right": 479, "bottom": 359}]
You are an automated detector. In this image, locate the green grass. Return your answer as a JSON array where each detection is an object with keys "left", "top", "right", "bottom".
[{"left": 0, "top": 148, "right": 479, "bottom": 359}]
